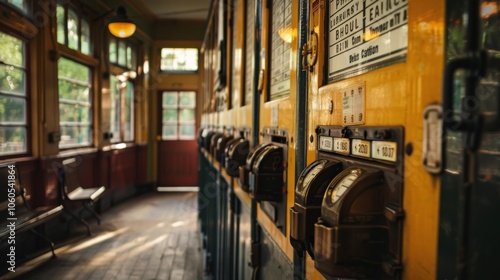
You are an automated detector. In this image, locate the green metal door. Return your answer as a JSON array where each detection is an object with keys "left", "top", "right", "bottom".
[{"left": 438, "top": 0, "right": 500, "bottom": 279}]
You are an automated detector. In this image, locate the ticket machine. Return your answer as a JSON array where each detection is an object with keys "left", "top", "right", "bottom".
[
  {"left": 239, "top": 142, "right": 272, "bottom": 193},
  {"left": 239, "top": 127, "right": 289, "bottom": 234},
  {"left": 224, "top": 138, "right": 249, "bottom": 177},
  {"left": 215, "top": 132, "right": 234, "bottom": 163},
  {"left": 291, "top": 125, "right": 404, "bottom": 279},
  {"left": 290, "top": 158, "right": 342, "bottom": 258}
]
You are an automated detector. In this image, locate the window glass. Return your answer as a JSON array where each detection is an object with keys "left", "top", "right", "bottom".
[
  {"left": 179, "top": 91, "right": 196, "bottom": 107},
  {"left": 110, "top": 39, "right": 135, "bottom": 70},
  {"left": 56, "top": 4, "right": 65, "bottom": 44},
  {"left": 0, "top": 32, "right": 27, "bottom": 156},
  {"left": 67, "top": 8, "right": 79, "bottom": 50},
  {"left": 126, "top": 46, "right": 132, "bottom": 69},
  {"left": 180, "top": 125, "right": 195, "bottom": 139},
  {"left": 109, "top": 75, "right": 134, "bottom": 143},
  {"left": 161, "top": 91, "right": 196, "bottom": 140},
  {"left": 0, "top": 65, "right": 25, "bottom": 94},
  {"left": 6, "top": 0, "right": 28, "bottom": 12},
  {"left": 58, "top": 57, "right": 92, "bottom": 148},
  {"left": 163, "top": 92, "right": 177, "bottom": 106},
  {"left": 123, "top": 81, "right": 134, "bottom": 142},
  {"left": 163, "top": 109, "right": 177, "bottom": 122},
  {"left": 109, "top": 38, "right": 117, "bottom": 63},
  {"left": 162, "top": 125, "right": 177, "bottom": 139},
  {"left": 56, "top": 3, "right": 92, "bottom": 55},
  {"left": 179, "top": 109, "right": 195, "bottom": 122},
  {"left": 0, "top": 96, "right": 26, "bottom": 123},
  {"left": 81, "top": 17, "right": 90, "bottom": 55},
  {"left": 118, "top": 41, "right": 126, "bottom": 66},
  {"left": 160, "top": 48, "right": 198, "bottom": 71},
  {"left": 110, "top": 75, "right": 120, "bottom": 142}
]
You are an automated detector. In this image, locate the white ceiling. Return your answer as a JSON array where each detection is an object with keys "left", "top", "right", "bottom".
[{"left": 138, "top": 0, "right": 212, "bottom": 20}]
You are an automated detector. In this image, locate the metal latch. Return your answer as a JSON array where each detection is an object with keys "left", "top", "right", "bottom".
[{"left": 422, "top": 105, "right": 443, "bottom": 174}]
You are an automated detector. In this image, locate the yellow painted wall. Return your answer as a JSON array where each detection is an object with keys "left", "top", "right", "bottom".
[
  {"left": 200, "top": 0, "right": 445, "bottom": 278},
  {"left": 306, "top": 0, "right": 445, "bottom": 279}
]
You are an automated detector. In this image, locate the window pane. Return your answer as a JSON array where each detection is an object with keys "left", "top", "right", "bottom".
[
  {"left": 7, "top": 0, "right": 28, "bottom": 12},
  {"left": 127, "top": 46, "right": 132, "bottom": 69},
  {"left": 179, "top": 109, "right": 194, "bottom": 122},
  {"left": 57, "top": 5, "right": 65, "bottom": 44},
  {"left": 0, "top": 32, "right": 24, "bottom": 67},
  {"left": 179, "top": 92, "right": 195, "bottom": 107},
  {"left": 58, "top": 58, "right": 92, "bottom": 148},
  {"left": 59, "top": 126, "right": 91, "bottom": 147},
  {"left": 0, "top": 31, "right": 27, "bottom": 156},
  {"left": 58, "top": 81, "right": 90, "bottom": 103},
  {"left": 81, "top": 17, "right": 90, "bottom": 55},
  {"left": 162, "top": 125, "right": 177, "bottom": 140},
  {"left": 59, "top": 103, "right": 91, "bottom": 123},
  {"left": 123, "top": 81, "right": 134, "bottom": 142},
  {"left": 163, "top": 109, "right": 177, "bottom": 122},
  {"left": 0, "top": 127, "right": 26, "bottom": 155},
  {"left": 163, "top": 92, "right": 177, "bottom": 106},
  {"left": 0, "top": 96, "right": 26, "bottom": 123},
  {"left": 160, "top": 48, "right": 198, "bottom": 71},
  {"left": 67, "top": 9, "right": 79, "bottom": 50},
  {"left": 179, "top": 125, "right": 195, "bottom": 139},
  {"left": 110, "top": 75, "right": 120, "bottom": 142},
  {"left": 109, "top": 38, "right": 117, "bottom": 63},
  {"left": 118, "top": 41, "right": 126, "bottom": 66},
  {"left": 0, "top": 65, "right": 25, "bottom": 94},
  {"left": 58, "top": 57, "right": 90, "bottom": 84}
]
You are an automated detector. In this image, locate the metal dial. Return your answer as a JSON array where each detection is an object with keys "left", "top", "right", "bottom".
[
  {"left": 330, "top": 169, "right": 362, "bottom": 203},
  {"left": 301, "top": 163, "right": 324, "bottom": 190}
]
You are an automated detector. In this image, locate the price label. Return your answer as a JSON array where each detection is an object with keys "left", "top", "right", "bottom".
[
  {"left": 333, "top": 138, "right": 350, "bottom": 154},
  {"left": 351, "top": 139, "right": 370, "bottom": 158},
  {"left": 372, "top": 141, "right": 397, "bottom": 162},
  {"left": 319, "top": 136, "right": 333, "bottom": 151}
]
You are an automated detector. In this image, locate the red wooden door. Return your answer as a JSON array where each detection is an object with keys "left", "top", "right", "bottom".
[{"left": 157, "top": 91, "right": 198, "bottom": 186}]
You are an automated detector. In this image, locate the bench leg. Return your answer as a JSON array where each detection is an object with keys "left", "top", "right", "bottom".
[
  {"left": 29, "top": 229, "right": 57, "bottom": 258},
  {"left": 64, "top": 208, "right": 92, "bottom": 236},
  {"left": 83, "top": 202, "right": 102, "bottom": 225}
]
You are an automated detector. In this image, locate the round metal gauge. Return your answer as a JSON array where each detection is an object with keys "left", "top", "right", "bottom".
[
  {"left": 330, "top": 170, "right": 361, "bottom": 203},
  {"left": 326, "top": 167, "right": 363, "bottom": 206},
  {"left": 297, "top": 159, "right": 328, "bottom": 194}
]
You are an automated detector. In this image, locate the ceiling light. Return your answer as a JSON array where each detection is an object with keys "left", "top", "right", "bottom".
[{"left": 108, "top": 6, "right": 136, "bottom": 38}]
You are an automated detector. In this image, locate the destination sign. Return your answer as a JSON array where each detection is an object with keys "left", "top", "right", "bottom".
[{"left": 328, "top": 0, "right": 408, "bottom": 81}]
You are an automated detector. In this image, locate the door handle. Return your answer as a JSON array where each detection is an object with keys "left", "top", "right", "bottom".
[{"left": 443, "top": 50, "right": 500, "bottom": 132}]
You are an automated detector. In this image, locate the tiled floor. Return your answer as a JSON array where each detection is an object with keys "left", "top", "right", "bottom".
[{"left": 8, "top": 191, "right": 203, "bottom": 280}]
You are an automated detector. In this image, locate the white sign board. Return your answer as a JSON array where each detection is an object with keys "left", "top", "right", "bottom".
[
  {"left": 328, "top": 0, "right": 408, "bottom": 81},
  {"left": 270, "top": 0, "right": 292, "bottom": 99}
]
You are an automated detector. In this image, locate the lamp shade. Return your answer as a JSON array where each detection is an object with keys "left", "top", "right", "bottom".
[{"left": 108, "top": 6, "right": 136, "bottom": 38}]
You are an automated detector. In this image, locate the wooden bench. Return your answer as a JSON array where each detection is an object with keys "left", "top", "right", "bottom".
[
  {"left": 0, "top": 162, "right": 64, "bottom": 262},
  {"left": 57, "top": 157, "right": 106, "bottom": 236}
]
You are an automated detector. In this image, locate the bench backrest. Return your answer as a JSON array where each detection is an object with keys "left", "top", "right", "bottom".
[
  {"left": 57, "top": 158, "right": 83, "bottom": 200},
  {"left": 0, "top": 162, "right": 29, "bottom": 221}
]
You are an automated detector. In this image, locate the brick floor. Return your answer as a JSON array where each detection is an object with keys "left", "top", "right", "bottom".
[{"left": 10, "top": 192, "right": 202, "bottom": 280}]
